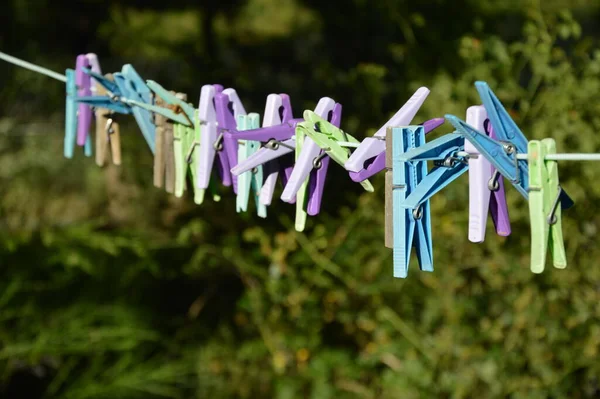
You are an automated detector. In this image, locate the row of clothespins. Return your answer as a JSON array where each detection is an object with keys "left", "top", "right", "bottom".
[{"left": 27, "top": 53, "right": 594, "bottom": 277}]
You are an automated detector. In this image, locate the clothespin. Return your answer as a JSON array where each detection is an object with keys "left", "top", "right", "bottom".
[
  {"left": 349, "top": 118, "right": 445, "bottom": 183},
  {"left": 118, "top": 65, "right": 156, "bottom": 153},
  {"left": 446, "top": 82, "right": 574, "bottom": 209},
  {"left": 197, "top": 84, "right": 227, "bottom": 192},
  {"left": 391, "top": 126, "right": 433, "bottom": 278},
  {"left": 153, "top": 95, "right": 169, "bottom": 188},
  {"left": 297, "top": 110, "right": 374, "bottom": 192},
  {"left": 229, "top": 93, "right": 295, "bottom": 206},
  {"left": 75, "top": 55, "right": 93, "bottom": 148},
  {"left": 64, "top": 56, "right": 92, "bottom": 158},
  {"left": 281, "top": 101, "right": 342, "bottom": 232},
  {"left": 528, "top": 139, "right": 567, "bottom": 273},
  {"left": 235, "top": 113, "right": 267, "bottom": 217},
  {"left": 231, "top": 97, "right": 340, "bottom": 211},
  {"left": 76, "top": 69, "right": 133, "bottom": 115},
  {"left": 465, "top": 105, "right": 510, "bottom": 242},
  {"left": 94, "top": 73, "right": 122, "bottom": 167},
  {"left": 397, "top": 133, "right": 468, "bottom": 209},
  {"left": 216, "top": 89, "right": 247, "bottom": 194},
  {"left": 345, "top": 87, "right": 430, "bottom": 173}
]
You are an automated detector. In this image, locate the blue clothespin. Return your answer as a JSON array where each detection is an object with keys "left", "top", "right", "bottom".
[
  {"left": 447, "top": 82, "right": 574, "bottom": 209},
  {"left": 398, "top": 133, "right": 468, "bottom": 209},
  {"left": 64, "top": 69, "right": 78, "bottom": 158},
  {"left": 118, "top": 65, "right": 156, "bottom": 153},
  {"left": 392, "top": 126, "right": 433, "bottom": 278}
]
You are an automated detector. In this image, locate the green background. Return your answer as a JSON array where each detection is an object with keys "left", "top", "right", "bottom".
[{"left": 1, "top": 0, "right": 600, "bottom": 397}]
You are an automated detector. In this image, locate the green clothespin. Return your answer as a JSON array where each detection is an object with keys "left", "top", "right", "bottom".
[
  {"left": 299, "top": 110, "right": 374, "bottom": 192},
  {"left": 528, "top": 138, "right": 567, "bottom": 273},
  {"left": 236, "top": 113, "right": 267, "bottom": 217},
  {"left": 173, "top": 120, "right": 204, "bottom": 204}
]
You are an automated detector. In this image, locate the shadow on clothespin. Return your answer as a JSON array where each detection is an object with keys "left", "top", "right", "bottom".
[{"left": 528, "top": 138, "right": 567, "bottom": 273}]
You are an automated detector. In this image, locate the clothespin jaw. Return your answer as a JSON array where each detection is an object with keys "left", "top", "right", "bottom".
[
  {"left": 118, "top": 66, "right": 156, "bottom": 153},
  {"left": 528, "top": 139, "right": 567, "bottom": 273},
  {"left": 349, "top": 117, "right": 446, "bottom": 183},
  {"left": 345, "top": 87, "right": 430, "bottom": 172},
  {"left": 236, "top": 113, "right": 267, "bottom": 217},
  {"left": 465, "top": 105, "right": 511, "bottom": 243},
  {"left": 298, "top": 110, "right": 374, "bottom": 192},
  {"left": 398, "top": 133, "right": 468, "bottom": 210},
  {"left": 391, "top": 126, "right": 433, "bottom": 278},
  {"left": 75, "top": 55, "right": 93, "bottom": 148}
]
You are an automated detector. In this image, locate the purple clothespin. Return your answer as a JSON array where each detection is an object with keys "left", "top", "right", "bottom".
[
  {"left": 229, "top": 93, "right": 296, "bottom": 205},
  {"left": 216, "top": 89, "right": 247, "bottom": 194},
  {"left": 197, "top": 84, "right": 226, "bottom": 190},
  {"left": 230, "top": 97, "right": 337, "bottom": 203},
  {"left": 465, "top": 105, "right": 511, "bottom": 242},
  {"left": 75, "top": 55, "right": 93, "bottom": 147},
  {"left": 349, "top": 117, "right": 446, "bottom": 182}
]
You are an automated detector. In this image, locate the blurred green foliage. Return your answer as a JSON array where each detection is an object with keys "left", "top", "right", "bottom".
[{"left": 2, "top": 0, "right": 600, "bottom": 398}]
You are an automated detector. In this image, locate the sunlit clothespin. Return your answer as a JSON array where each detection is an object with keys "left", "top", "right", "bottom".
[
  {"left": 465, "top": 105, "right": 510, "bottom": 242},
  {"left": 281, "top": 101, "right": 342, "bottom": 232},
  {"left": 349, "top": 118, "right": 445, "bottom": 183},
  {"left": 391, "top": 126, "right": 433, "bottom": 278},
  {"left": 298, "top": 110, "right": 374, "bottom": 192},
  {"left": 447, "top": 81, "right": 574, "bottom": 209},
  {"left": 118, "top": 65, "right": 156, "bottom": 153},
  {"left": 528, "top": 139, "right": 567, "bottom": 273},
  {"left": 197, "top": 84, "right": 227, "bottom": 191},
  {"left": 217, "top": 89, "right": 247, "bottom": 194},
  {"left": 345, "top": 87, "right": 430, "bottom": 173},
  {"left": 235, "top": 113, "right": 267, "bottom": 217},
  {"left": 397, "top": 133, "right": 468, "bottom": 209},
  {"left": 230, "top": 97, "right": 336, "bottom": 208}
]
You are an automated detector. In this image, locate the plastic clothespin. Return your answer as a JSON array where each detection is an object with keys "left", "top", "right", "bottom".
[
  {"left": 449, "top": 81, "right": 574, "bottom": 209},
  {"left": 229, "top": 93, "right": 296, "bottom": 206},
  {"left": 349, "top": 118, "right": 445, "bottom": 183},
  {"left": 391, "top": 126, "right": 433, "bottom": 278},
  {"left": 146, "top": 80, "right": 196, "bottom": 125},
  {"left": 282, "top": 101, "right": 341, "bottom": 232},
  {"left": 298, "top": 110, "right": 374, "bottom": 192},
  {"left": 397, "top": 133, "right": 468, "bottom": 209},
  {"left": 75, "top": 55, "right": 93, "bottom": 150},
  {"left": 64, "top": 56, "right": 92, "bottom": 158},
  {"left": 119, "top": 65, "right": 156, "bottom": 153},
  {"left": 465, "top": 105, "right": 510, "bottom": 242},
  {"left": 235, "top": 113, "right": 267, "bottom": 217},
  {"left": 345, "top": 87, "right": 430, "bottom": 173},
  {"left": 232, "top": 98, "right": 335, "bottom": 212},
  {"left": 197, "top": 84, "right": 227, "bottom": 191},
  {"left": 153, "top": 95, "right": 169, "bottom": 188},
  {"left": 216, "top": 89, "right": 247, "bottom": 194},
  {"left": 528, "top": 139, "right": 567, "bottom": 273}
]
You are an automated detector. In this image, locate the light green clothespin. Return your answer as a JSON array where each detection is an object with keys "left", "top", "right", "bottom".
[
  {"left": 172, "top": 113, "right": 206, "bottom": 205},
  {"left": 528, "top": 138, "right": 567, "bottom": 273},
  {"left": 236, "top": 113, "right": 267, "bottom": 217},
  {"left": 299, "top": 110, "right": 374, "bottom": 192}
]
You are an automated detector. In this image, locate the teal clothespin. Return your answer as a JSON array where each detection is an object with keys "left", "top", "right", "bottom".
[
  {"left": 528, "top": 139, "right": 567, "bottom": 273},
  {"left": 119, "top": 65, "right": 156, "bottom": 153},
  {"left": 236, "top": 113, "right": 267, "bottom": 217},
  {"left": 146, "top": 80, "right": 196, "bottom": 124},
  {"left": 64, "top": 68, "right": 92, "bottom": 158}
]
